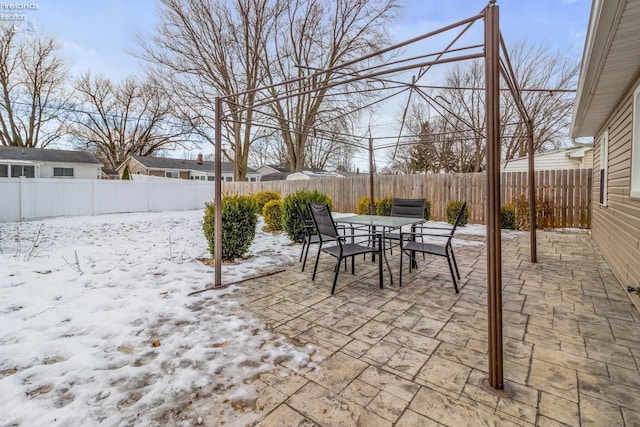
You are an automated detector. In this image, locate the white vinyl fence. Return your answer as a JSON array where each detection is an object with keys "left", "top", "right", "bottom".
[{"left": 0, "top": 178, "right": 216, "bottom": 222}]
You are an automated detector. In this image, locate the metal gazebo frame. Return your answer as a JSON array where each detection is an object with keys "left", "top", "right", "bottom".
[{"left": 211, "top": 0, "right": 541, "bottom": 396}]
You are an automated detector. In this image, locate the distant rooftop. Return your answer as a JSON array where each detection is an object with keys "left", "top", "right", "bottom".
[
  {"left": 131, "top": 155, "right": 257, "bottom": 174},
  {"left": 0, "top": 146, "right": 101, "bottom": 164}
]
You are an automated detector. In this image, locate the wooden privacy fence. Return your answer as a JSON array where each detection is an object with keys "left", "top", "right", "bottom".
[{"left": 224, "top": 169, "right": 592, "bottom": 229}]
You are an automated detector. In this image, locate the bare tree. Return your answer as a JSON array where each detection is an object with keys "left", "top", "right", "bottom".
[
  {"left": 397, "top": 42, "right": 579, "bottom": 172},
  {"left": 66, "top": 73, "right": 194, "bottom": 169},
  {"left": 248, "top": 134, "right": 289, "bottom": 168},
  {"left": 0, "top": 25, "right": 70, "bottom": 147},
  {"left": 390, "top": 102, "right": 468, "bottom": 174},
  {"left": 139, "top": 0, "right": 276, "bottom": 180},
  {"left": 261, "top": 0, "right": 399, "bottom": 171},
  {"left": 500, "top": 42, "right": 579, "bottom": 161}
]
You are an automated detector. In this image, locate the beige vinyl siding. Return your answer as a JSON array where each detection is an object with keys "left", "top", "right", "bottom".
[
  {"left": 501, "top": 151, "right": 583, "bottom": 172},
  {"left": 592, "top": 73, "right": 640, "bottom": 288},
  {"left": 129, "top": 162, "right": 149, "bottom": 176},
  {"left": 583, "top": 150, "right": 593, "bottom": 168}
]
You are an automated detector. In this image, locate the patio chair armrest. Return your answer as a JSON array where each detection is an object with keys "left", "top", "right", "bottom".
[
  {"left": 414, "top": 225, "right": 453, "bottom": 231},
  {"left": 401, "top": 231, "right": 451, "bottom": 239}
]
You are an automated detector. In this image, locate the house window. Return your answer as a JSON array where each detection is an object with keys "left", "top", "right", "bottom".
[
  {"left": 10, "top": 165, "right": 35, "bottom": 178},
  {"left": 53, "top": 167, "right": 74, "bottom": 177},
  {"left": 207, "top": 176, "right": 214, "bottom": 181},
  {"left": 0, "top": 164, "right": 7, "bottom": 177},
  {"left": 165, "top": 171, "right": 179, "bottom": 179},
  {"left": 631, "top": 84, "right": 640, "bottom": 198},
  {"left": 224, "top": 176, "right": 233, "bottom": 182},
  {"left": 246, "top": 176, "right": 257, "bottom": 182},
  {"left": 599, "top": 130, "right": 608, "bottom": 206}
]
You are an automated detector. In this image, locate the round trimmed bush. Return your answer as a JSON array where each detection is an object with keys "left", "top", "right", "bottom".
[
  {"left": 375, "top": 196, "right": 393, "bottom": 216},
  {"left": 356, "top": 196, "right": 376, "bottom": 215},
  {"left": 263, "top": 199, "right": 284, "bottom": 232},
  {"left": 254, "top": 190, "right": 281, "bottom": 214},
  {"left": 446, "top": 200, "right": 469, "bottom": 227},
  {"left": 423, "top": 200, "right": 432, "bottom": 221},
  {"left": 282, "top": 190, "right": 332, "bottom": 242},
  {"left": 501, "top": 204, "right": 516, "bottom": 230},
  {"left": 202, "top": 195, "right": 257, "bottom": 261}
]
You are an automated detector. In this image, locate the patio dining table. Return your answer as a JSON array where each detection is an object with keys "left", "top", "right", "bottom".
[{"left": 334, "top": 214, "right": 426, "bottom": 286}]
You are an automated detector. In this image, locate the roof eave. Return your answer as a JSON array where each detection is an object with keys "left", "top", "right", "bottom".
[{"left": 571, "top": 0, "right": 624, "bottom": 138}]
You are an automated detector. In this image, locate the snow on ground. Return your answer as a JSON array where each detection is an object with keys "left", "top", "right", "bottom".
[
  {"left": 0, "top": 211, "right": 312, "bottom": 426},
  {"left": 0, "top": 209, "right": 512, "bottom": 426}
]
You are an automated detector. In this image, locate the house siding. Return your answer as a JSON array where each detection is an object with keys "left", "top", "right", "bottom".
[
  {"left": 501, "top": 150, "right": 589, "bottom": 172},
  {"left": 592, "top": 73, "right": 640, "bottom": 288},
  {"left": 39, "top": 163, "right": 100, "bottom": 179},
  {"left": 583, "top": 150, "right": 593, "bottom": 168}
]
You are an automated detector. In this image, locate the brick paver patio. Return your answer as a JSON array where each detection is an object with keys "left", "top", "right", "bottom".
[{"left": 219, "top": 230, "right": 640, "bottom": 426}]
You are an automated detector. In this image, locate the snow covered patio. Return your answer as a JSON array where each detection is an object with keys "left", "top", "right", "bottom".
[{"left": 2, "top": 210, "right": 640, "bottom": 426}]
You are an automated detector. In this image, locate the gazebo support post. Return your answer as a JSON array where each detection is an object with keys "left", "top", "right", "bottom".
[
  {"left": 527, "top": 119, "right": 538, "bottom": 262},
  {"left": 482, "top": 0, "right": 513, "bottom": 397},
  {"left": 214, "top": 96, "right": 223, "bottom": 287},
  {"left": 369, "top": 136, "right": 375, "bottom": 214}
]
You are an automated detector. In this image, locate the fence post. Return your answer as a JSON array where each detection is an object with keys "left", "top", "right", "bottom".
[
  {"left": 19, "top": 176, "right": 26, "bottom": 221},
  {"left": 92, "top": 179, "right": 97, "bottom": 216}
]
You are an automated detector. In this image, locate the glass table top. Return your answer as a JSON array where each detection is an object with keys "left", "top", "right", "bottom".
[{"left": 335, "top": 215, "right": 424, "bottom": 228}]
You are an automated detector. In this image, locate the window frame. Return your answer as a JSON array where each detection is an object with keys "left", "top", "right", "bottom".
[
  {"left": 53, "top": 167, "right": 74, "bottom": 178},
  {"left": 599, "top": 130, "right": 608, "bottom": 206},
  {"left": 631, "top": 84, "right": 640, "bottom": 198},
  {"left": 10, "top": 165, "right": 35, "bottom": 178},
  {"left": 165, "top": 170, "right": 179, "bottom": 179}
]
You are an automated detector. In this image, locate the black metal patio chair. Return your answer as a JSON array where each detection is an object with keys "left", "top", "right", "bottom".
[
  {"left": 295, "top": 201, "right": 320, "bottom": 272},
  {"left": 295, "top": 201, "right": 349, "bottom": 272},
  {"left": 384, "top": 198, "right": 426, "bottom": 253},
  {"left": 399, "top": 201, "right": 468, "bottom": 293},
  {"left": 308, "top": 203, "right": 384, "bottom": 295}
]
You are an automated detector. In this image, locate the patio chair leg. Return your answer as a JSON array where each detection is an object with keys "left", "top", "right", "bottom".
[
  {"left": 299, "top": 239, "right": 306, "bottom": 263},
  {"left": 399, "top": 247, "right": 403, "bottom": 287},
  {"left": 312, "top": 245, "right": 322, "bottom": 281},
  {"left": 302, "top": 240, "right": 311, "bottom": 272},
  {"left": 450, "top": 248, "right": 460, "bottom": 279},
  {"left": 409, "top": 250, "right": 415, "bottom": 273},
  {"left": 378, "top": 244, "right": 383, "bottom": 289},
  {"left": 446, "top": 254, "right": 459, "bottom": 293},
  {"left": 331, "top": 257, "right": 341, "bottom": 294}
]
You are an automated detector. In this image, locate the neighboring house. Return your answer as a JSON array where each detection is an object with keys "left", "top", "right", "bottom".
[
  {"left": 571, "top": 0, "right": 640, "bottom": 290},
  {"left": 0, "top": 146, "right": 102, "bottom": 179},
  {"left": 256, "top": 164, "right": 349, "bottom": 181},
  {"left": 255, "top": 165, "right": 288, "bottom": 176},
  {"left": 285, "top": 170, "right": 345, "bottom": 180},
  {"left": 500, "top": 145, "right": 593, "bottom": 172},
  {"left": 117, "top": 154, "right": 260, "bottom": 182},
  {"left": 101, "top": 168, "right": 120, "bottom": 180}
]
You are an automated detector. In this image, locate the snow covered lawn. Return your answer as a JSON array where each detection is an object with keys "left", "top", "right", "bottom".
[
  {"left": 0, "top": 208, "right": 508, "bottom": 426},
  {"left": 0, "top": 210, "right": 313, "bottom": 426}
]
